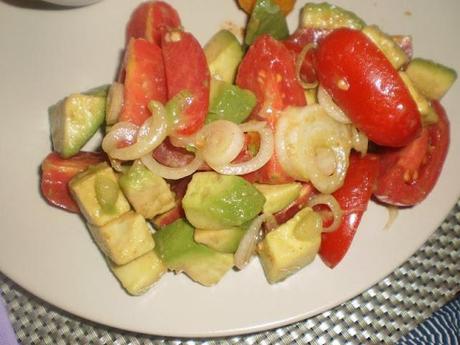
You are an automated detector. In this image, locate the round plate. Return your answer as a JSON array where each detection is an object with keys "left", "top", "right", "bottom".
[{"left": 0, "top": 0, "right": 459, "bottom": 338}]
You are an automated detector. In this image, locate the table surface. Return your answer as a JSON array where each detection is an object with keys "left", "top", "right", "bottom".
[{"left": 1, "top": 199, "right": 459, "bottom": 344}]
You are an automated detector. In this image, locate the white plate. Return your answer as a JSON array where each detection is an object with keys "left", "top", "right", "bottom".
[{"left": 0, "top": 0, "right": 459, "bottom": 338}]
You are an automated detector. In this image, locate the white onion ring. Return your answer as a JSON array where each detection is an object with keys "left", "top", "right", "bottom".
[
  {"left": 317, "top": 86, "right": 351, "bottom": 124},
  {"left": 295, "top": 43, "right": 318, "bottom": 90},
  {"left": 307, "top": 194, "right": 343, "bottom": 233},
  {"left": 105, "top": 82, "right": 124, "bottom": 125},
  {"left": 102, "top": 102, "right": 168, "bottom": 161},
  {"left": 350, "top": 125, "right": 368, "bottom": 156},
  {"left": 234, "top": 214, "right": 267, "bottom": 270},
  {"left": 210, "top": 121, "right": 274, "bottom": 175},
  {"left": 196, "top": 120, "right": 245, "bottom": 167},
  {"left": 141, "top": 153, "right": 203, "bottom": 180}
]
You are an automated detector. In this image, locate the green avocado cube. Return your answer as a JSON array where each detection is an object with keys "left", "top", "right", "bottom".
[
  {"left": 88, "top": 211, "right": 155, "bottom": 265},
  {"left": 69, "top": 163, "right": 131, "bottom": 226},
  {"left": 300, "top": 2, "right": 365, "bottom": 30},
  {"left": 182, "top": 172, "right": 266, "bottom": 230},
  {"left": 194, "top": 227, "right": 246, "bottom": 254},
  {"left": 119, "top": 161, "right": 176, "bottom": 219},
  {"left": 49, "top": 92, "right": 106, "bottom": 158},
  {"left": 154, "top": 219, "right": 234, "bottom": 286},
  {"left": 258, "top": 207, "right": 322, "bottom": 283},
  {"left": 206, "top": 79, "right": 256, "bottom": 124},
  {"left": 254, "top": 183, "right": 302, "bottom": 214},
  {"left": 110, "top": 250, "right": 166, "bottom": 295},
  {"left": 204, "top": 29, "right": 243, "bottom": 83}
]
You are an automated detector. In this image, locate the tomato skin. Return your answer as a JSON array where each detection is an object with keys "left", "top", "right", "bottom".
[
  {"left": 162, "top": 30, "right": 210, "bottom": 136},
  {"left": 316, "top": 28, "right": 421, "bottom": 147},
  {"left": 119, "top": 38, "right": 167, "bottom": 126},
  {"left": 319, "top": 154, "right": 380, "bottom": 268},
  {"left": 40, "top": 152, "right": 106, "bottom": 213},
  {"left": 126, "top": 1, "right": 181, "bottom": 46},
  {"left": 236, "top": 34, "right": 306, "bottom": 183},
  {"left": 374, "top": 101, "right": 450, "bottom": 206}
]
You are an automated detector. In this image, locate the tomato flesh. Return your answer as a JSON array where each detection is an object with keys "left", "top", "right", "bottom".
[
  {"left": 41, "top": 152, "right": 106, "bottom": 213},
  {"left": 316, "top": 28, "right": 421, "bottom": 147},
  {"left": 162, "top": 30, "right": 210, "bottom": 136},
  {"left": 319, "top": 154, "right": 380, "bottom": 268},
  {"left": 119, "top": 38, "right": 167, "bottom": 126},
  {"left": 374, "top": 101, "right": 450, "bottom": 206}
]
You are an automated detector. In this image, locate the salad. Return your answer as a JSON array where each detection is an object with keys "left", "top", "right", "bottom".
[{"left": 40, "top": 0, "right": 456, "bottom": 295}]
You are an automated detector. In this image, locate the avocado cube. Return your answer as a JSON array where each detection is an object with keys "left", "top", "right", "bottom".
[
  {"left": 88, "top": 211, "right": 155, "bottom": 266},
  {"left": 258, "top": 207, "right": 322, "bottom": 283},
  {"left": 154, "top": 219, "right": 234, "bottom": 286},
  {"left": 300, "top": 2, "right": 365, "bottom": 30},
  {"left": 254, "top": 183, "right": 302, "bottom": 214},
  {"left": 69, "top": 163, "right": 131, "bottom": 226},
  {"left": 119, "top": 161, "right": 176, "bottom": 219},
  {"left": 194, "top": 227, "right": 246, "bottom": 254},
  {"left": 49, "top": 93, "right": 106, "bottom": 158},
  {"left": 182, "top": 172, "right": 266, "bottom": 230},
  {"left": 204, "top": 29, "right": 243, "bottom": 83},
  {"left": 110, "top": 250, "right": 166, "bottom": 295}
]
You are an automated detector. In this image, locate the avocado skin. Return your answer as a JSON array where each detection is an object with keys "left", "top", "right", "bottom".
[
  {"left": 182, "top": 172, "right": 266, "bottom": 230},
  {"left": 154, "top": 219, "right": 234, "bottom": 286}
]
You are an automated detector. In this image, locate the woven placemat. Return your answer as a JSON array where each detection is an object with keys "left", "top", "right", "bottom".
[{"left": 1, "top": 199, "right": 459, "bottom": 345}]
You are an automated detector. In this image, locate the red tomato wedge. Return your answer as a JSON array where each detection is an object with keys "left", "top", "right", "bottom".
[
  {"left": 119, "top": 38, "right": 167, "bottom": 126},
  {"left": 316, "top": 28, "right": 421, "bottom": 147},
  {"left": 374, "top": 101, "right": 450, "bottom": 206},
  {"left": 236, "top": 34, "right": 306, "bottom": 184},
  {"left": 40, "top": 152, "right": 106, "bottom": 213},
  {"left": 162, "top": 30, "right": 210, "bottom": 136},
  {"left": 319, "top": 154, "right": 380, "bottom": 268},
  {"left": 126, "top": 1, "right": 181, "bottom": 46}
]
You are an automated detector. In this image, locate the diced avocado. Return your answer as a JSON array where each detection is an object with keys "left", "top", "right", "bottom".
[
  {"left": 257, "top": 207, "right": 322, "bottom": 283},
  {"left": 362, "top": 25, "right": 409, "bottom": 70},
  {"left": 119, "top": 160, "right": 176, "bottom": 219},
  {"left": 405, "top": 58, "right": 457, "bottom": 100},
  {"left": 69, "top": 163, "right": 131, "bottom": 226},
  {"left": 245, "top": 0, "right": 289, "bottom": 46},
  {"left": 206, "top": 79, "right": 256, "bottom": 124},
  {"left": 300, "top": 2, "right": 365, "bottom": 30},
  {"left": 88, "top": 211, "right": 155, "bottom": 265},
  {"left": 182, "top": 172, "right": 266, "bottom": 230},
  {"left": 194, "top": 227, "right": 246, "bottom": 253},
  {"left": 110, "top": 250, "right": 166, "bottom": 295},
  {"left": 204, "top": 30, "right": 244, "bottom": 83},
  {"left": 49, "top": 93, "right": 106, "bottom": 158},
  {"left": 399, "top": 71, "right": 438, "bottom": 125},
  {"left": 154, "top": 219, "right": 234, "bottom": 286},
  {"left": 254, "top": 183, "right": 302, "bottom": 214}
]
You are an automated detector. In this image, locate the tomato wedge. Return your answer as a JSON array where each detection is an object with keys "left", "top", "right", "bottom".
[
  {"left": 162, "top": 30, "right": 210, "bottom": 136},
  {"left": 41, "top": 152, "right": 106, "bottom": 213},
  {"left": 126, "top": 1, "right": 181, "bottom": 46},
  {"left": 119, "top": 38, "right": 167, "bottom": 126},
  {"left": 236, "top": 34, "right": 306, "bottom": 183},
  {"left": 316, "top": 28, "right": 421, "bottom": 147},
  {"left": 374, "top": 101, "right": 450, "bottom": 206},
  {"left": 319, "top": 153, "right": 380, "bottom": 268}
]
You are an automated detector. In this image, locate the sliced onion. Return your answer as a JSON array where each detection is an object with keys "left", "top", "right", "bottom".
[
  {"left": 317, "top": 86, "right": 351, "bottom": 124},
  {"left": 210, "top": 121, "right": 274, "bottom": 175},
  {"left": 295, "top": 43, "right": 318, "bottom": 90},
  {"left": 307, "top": 194, "right": 343, "bottom": 233},
  {"left": 141, "top": 152, "right": 203, "bottom": 180},
  {"left": 105, "top": 82, "right": 124, "bottom": 125},
  {"left": 196, "top": 120, "right": 245, "bottom": 167},
  {"left": 234, "top": 214, "right": 267, "bottom": 270},
  {"left": 350, "top": 125, "right": 368, "bottom": 156},
  {"left": 102, "top": 101, "right": 168, "bottom": 161},
  {"left": 383, "top": 206, "right": 399, "bottom": 231}
]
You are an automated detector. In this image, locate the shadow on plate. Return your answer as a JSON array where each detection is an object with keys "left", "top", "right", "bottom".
[{"left": 1, "top": 0, "right": 78, "bottom": 10}]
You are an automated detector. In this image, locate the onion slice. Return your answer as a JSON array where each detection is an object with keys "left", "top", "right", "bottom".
[
  {"left": 141, "top": 152, "right": 203, "bottom": 180},
  {"left": 307, "top": 194, "right": 343, "bottom": 233},
  {"left": 102, "top": 101, "right": 168, "bottom": 161},
  {"left": 317, "top": 86, "right": 351, "bottom": 124},
  {"left": 105, "top": 82, "right": 124, "bottom": 125},
  {"left": 211, "top": 121, "right": 274, "bottom": 175},
  {"left": 234, "top": 214, "right": 267, "bottom": 270},
  {"left": 295, "top": 43, "right": 318, "bottom": 90}
]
